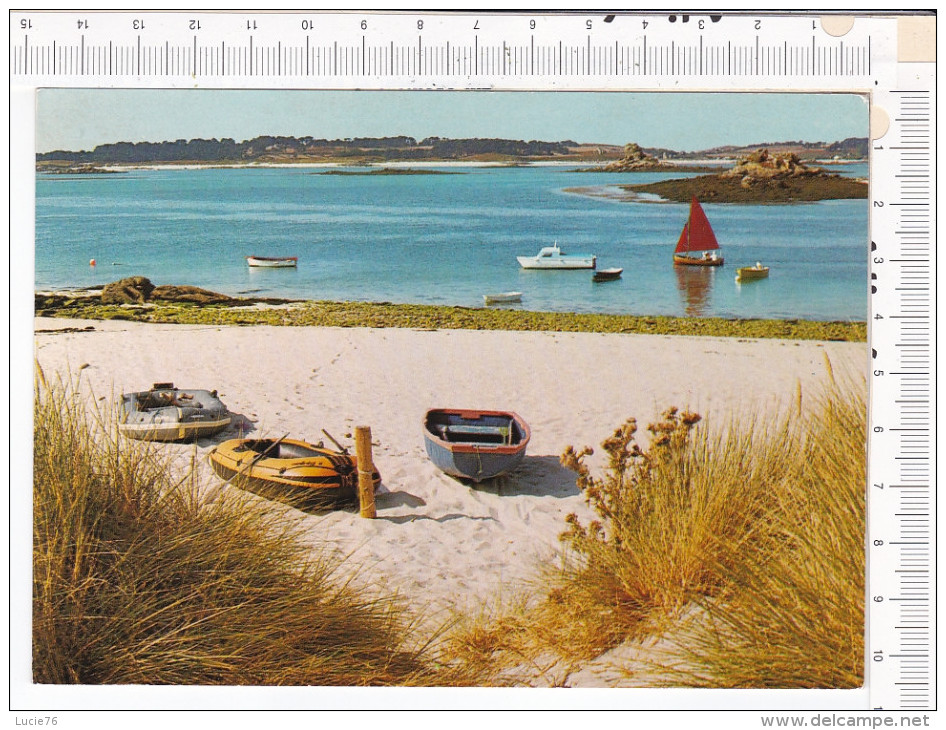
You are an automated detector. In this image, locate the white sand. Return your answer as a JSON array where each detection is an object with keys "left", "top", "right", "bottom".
[{"left": 32, "top": 317, "right": 865, "bottom": 668}]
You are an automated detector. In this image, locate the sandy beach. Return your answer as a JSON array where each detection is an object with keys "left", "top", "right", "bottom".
[{"left": 32, "top": 317, "right": 866, "bottom": 630}]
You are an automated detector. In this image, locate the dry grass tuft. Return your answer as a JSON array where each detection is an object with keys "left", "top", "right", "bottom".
[
  {"left": 32, "top": 367, "right": 478, "bottom": 686},
  {"left": 445, "top": 367, "right": 866, "bottom": 688}
]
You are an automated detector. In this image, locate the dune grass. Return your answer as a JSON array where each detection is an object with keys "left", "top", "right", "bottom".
[
  {"left": 32, "top": 359, "right": 864, "bottom": 688},
  {"left": 32, "top": 366, "right": 480, "bottom": 686},
  {"left": 445, "top": 363, "right": 866, "bottom": 688},
  {"left": 657, "top": 372, "right": 866, "bottom": 688}
]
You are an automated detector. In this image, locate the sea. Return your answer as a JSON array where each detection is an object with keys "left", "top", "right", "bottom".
[{"left": 34, "top": 163, "right": 868, "bottom": 321}]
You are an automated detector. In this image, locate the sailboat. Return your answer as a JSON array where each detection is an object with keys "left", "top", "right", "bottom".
[{"left": 673, "top": 197, "right": 724, "bottom": 267}]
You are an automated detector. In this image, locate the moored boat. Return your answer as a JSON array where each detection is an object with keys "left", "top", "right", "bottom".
[
  {"left": 208, "top": 437, "right": 380, "bottom": 506},
  {"left": 592, "top": 267, "right": 623, "bottom": 282},
  {"left": 246, "top": 255, "right": 298, "bottom": 268},
  {"left": 673, "top": 197, "right": 724, "bottom": 267},
  {"left": 118, "top": 383, "right": 231, "bottom": 441},
  {"left": 517, "top": 244, "right": 596, "bottom": 270},
  {"left": 736, "top": 262, "right": 770, "bottom": 282},
  {"left": 483, "top": 291, "right": 523, "bottom": 305},
  {"left": 423, "top": 408, "right": 531, "bottom": 482}
]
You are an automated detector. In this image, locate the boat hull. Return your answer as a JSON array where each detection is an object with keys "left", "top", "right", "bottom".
[
  {"left": 483, "top": 292, "right": 522, "bottom": 305},
  {"left": 517, "top": 245, "right": 596, "bottom": 270},
  {"left": 118, "top": 385, "right": 231, "bottom": 441},
  {"left": 246, "top": 256, "right": 298, "bottom": 268},
  {"left": 423, "top": 408, "right": 530, "bottom": 482},
  {"left": 673, "top": 254, "right": 724, "bottom": 267},
  {"left": 592, "top": 268, "right": 623, "bottom": 282},
  {"left": 736, "top": 266, "right": 770, "bottom": 281},
  {"left": 517, "top": 256, "right": 596, "bottom": 269},
  {"left": 209, "top": 438, "right": 380, "bottom": 507}
]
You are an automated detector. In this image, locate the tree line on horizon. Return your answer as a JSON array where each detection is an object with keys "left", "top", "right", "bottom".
[
  {"left": 36, "top": 135, "right": 580, "bottom": 164},
  {"left": 36, "top": 134, "right": 867, "bottom": 164}
]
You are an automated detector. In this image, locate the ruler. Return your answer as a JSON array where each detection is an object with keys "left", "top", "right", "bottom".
[
  {"left": 11, "top": 11, "right": 880, "bottom": 87},
  {"left": 869, "top": 88, "right": 936, "bottom": 711},
  {"left": 10, "top": 10, "right": 936, "bottom": 712}
]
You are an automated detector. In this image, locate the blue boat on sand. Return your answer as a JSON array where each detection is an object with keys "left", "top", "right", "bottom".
[{"left": 423, "top": 408, "right": 531, "bottom": 482}]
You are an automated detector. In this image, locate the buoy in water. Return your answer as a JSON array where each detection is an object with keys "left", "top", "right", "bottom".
[{"left": 89, "top": 258, "right": 96, "bottom": 267}]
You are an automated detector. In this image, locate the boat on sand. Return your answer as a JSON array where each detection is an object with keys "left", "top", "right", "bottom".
[
  {"left": 209, "top": 437, "right": 380, "bottom": 506},
  {"left": 118, "top": 383, "right": 231, "bottom": 441},
  {"left": 423, "top": 408, "right": 531, "bottom": 482},
  {"left": 673, "top": 197, "right": 724, "bottom": 267}
]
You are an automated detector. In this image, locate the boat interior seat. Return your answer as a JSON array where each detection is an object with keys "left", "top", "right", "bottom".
[{"left": 440, "top": 424, "right": 513, "bottom": 445}]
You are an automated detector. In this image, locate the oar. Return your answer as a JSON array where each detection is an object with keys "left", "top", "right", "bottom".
[
  {"left": 215, "top": 433, "right": 290, "bottom": 488},
  {"left": 321, "top": 428, "right": 349, "bottom": 454}
]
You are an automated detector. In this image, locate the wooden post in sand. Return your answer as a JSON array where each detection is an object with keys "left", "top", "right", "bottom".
[{"left": 355, "top": 426, "right": 376, "bottom": 519}]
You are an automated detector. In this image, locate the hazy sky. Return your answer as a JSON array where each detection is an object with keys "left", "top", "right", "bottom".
[{"left": 35, "top": 89, "right": 868, "bottom": 153}]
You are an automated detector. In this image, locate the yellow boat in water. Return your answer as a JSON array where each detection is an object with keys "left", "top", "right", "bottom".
[
  {"left": 209, "top": 437, "right": 380, "bottom": 507},
  {"left": 736, "top": 262, "right": 770, "bottom": 282}
]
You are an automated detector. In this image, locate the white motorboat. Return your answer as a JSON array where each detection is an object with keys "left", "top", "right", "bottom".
[{"left": 517, "top": 244, "right": 596, "bottom": 270}]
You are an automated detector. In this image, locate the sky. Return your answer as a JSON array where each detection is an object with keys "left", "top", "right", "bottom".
[{"left": 35, "top": 89, "right": 868, "bottom": 153}]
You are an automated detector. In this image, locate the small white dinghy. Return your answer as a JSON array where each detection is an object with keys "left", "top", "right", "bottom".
[
  {"left": 246, "top": 255, "right": 298, "bottom": 268},
  {"left": 483, "top": 291, "right": 523, "bottom": 305}
]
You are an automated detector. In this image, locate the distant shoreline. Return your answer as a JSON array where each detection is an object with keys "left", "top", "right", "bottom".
[{"left": 34, "top": 290, "right": 867, "bottom": 343}]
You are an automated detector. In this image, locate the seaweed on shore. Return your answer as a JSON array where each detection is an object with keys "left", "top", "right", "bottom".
[{"left": 34, "top": 294, "right": 867, "bottom": 343}]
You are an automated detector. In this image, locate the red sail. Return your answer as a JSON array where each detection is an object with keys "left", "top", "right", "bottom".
[
  {"left": 674, "top": 222, "right": 690, "bottom": 254},
  {"left": 674, "top": 197, "right": 720, "bottom": 254}
]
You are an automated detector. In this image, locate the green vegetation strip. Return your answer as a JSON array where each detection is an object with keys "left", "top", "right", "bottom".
[
  {"left": 35, "top": 298, "right": 866, "bottom": 342},
  {"left": 37, "top": 297, "right": 866, "bottom": 342}
]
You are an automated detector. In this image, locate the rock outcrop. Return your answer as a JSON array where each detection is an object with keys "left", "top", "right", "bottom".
[
  {"left": 101, "top": 276, "right": 155, "bottom": 304},
  {"left": 601, "top": 143, "right": 669, "bottom": 172},
  {"left": 100, "top": 277, "right": 233, "bottom": 305},
  {"left": 151, "top": 285, "right": 234, "bottom": 304},
  {"left": 721, "top": 148, "right": 824, "bottom": 186}
]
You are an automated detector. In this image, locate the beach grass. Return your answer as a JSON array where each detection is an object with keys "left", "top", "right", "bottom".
[
  {"left": 445, "top": 363, "right": 866, "bottom": 687},
  {"left": 34, "top": 296, "right": 867, "bottom": 342},
  {"left": 32, "top": 367, "right": 484, "bottom": 686}
]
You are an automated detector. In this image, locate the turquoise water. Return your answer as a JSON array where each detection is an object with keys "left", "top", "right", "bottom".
[{"left": 35, "top": 164, "right": 868, "bottom": 321}]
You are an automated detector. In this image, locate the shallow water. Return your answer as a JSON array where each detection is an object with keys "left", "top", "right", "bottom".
[{"left": 35, "top": 163, "right": 868, "bottom": 321}]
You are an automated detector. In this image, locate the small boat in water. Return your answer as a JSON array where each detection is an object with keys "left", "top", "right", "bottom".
[
  {"left": 118, "top": 383, "right": 231, "bottom": 441},
  {"left": 736, "top": 262, "right": 770, "bottom": 282},
  {"left": 209, "top": 437, "right": 380, "bottom": 506},
  {"left": 423, "top": 408, "right": 531, "bottom": 482},
  {"left": 517, "top": 244, "right": 596, "bottom": 270},
  {"left": 483, "top": 291, "right": 523, "bottom": 305},
  {"left": 673, "top": 197, "right": 724, "bottom": 267},
  {"left": 592, "top": 267, "right": 623, "bottom": 282},
  {"left": 246, "top": 255, "right": 298, "bottom": 268}
]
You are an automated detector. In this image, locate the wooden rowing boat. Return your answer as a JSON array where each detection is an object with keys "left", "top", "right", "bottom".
[{"left": 423, "top": 408, "right": 531, "bottom": 482}]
